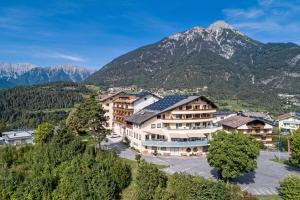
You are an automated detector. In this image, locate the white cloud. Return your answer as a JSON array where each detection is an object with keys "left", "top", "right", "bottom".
[
  {"left": 52, "top": 53, "right": 85, "bottom": 62},
  {"left": 223, "top": 8, "right": 263, "bottom": 19},
  {"left": 223, "top": 0, "right": 300, "bottom": 43}
]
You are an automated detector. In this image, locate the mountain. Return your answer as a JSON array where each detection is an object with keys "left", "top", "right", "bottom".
[
  {"left": 0, "top": 63, "right": 94, "bottom": 89},
  {"left": 86, "top": 20, "right": 300, "bottom": 112}
]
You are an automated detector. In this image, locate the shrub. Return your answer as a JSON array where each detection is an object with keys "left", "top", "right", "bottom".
[
  {"left": 166, "top": 173, "right": 243, "bottom": 200},
  {"left": 136, "top": 160, "right": 168, "bottom": 200},
  {"left": 279, "top": 175, "right": 300, "bottom": 200}
]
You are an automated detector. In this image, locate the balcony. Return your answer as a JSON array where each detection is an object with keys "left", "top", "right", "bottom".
[
  {"left": 166, "top": 125, "right": 220, "bottom": 131},
  {"left": 142, "top": 140, "right": 208, "bottom": 147},
  {"left": 172, "top": 109, "right": 216, "bottom": 114},
  {"left": 162, "top": 118, "right": 214, "bottom": 123}
]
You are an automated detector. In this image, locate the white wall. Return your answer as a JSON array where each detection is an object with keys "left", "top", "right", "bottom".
[{"left": 133, "top": 95, "right": 160, "bottom": 113}]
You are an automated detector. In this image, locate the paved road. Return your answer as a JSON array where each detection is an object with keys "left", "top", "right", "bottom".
[{"left": 106, "top": 138, "right": 300, "bottom": 195}]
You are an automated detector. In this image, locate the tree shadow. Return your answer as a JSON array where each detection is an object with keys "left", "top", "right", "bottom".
[
  {"left": 231, "top": 171, "right": 256, "bottom": 184},
  {"left": 210, "top": 168, "right": 219, "bottom": 179},
  {"left": 284, "top": 164, "right": 300, "bottom": 173},
  {"left": 210, "top": 168, "right": 256, "bottom": 184}
]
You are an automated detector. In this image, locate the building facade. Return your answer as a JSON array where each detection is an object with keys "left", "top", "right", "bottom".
[
  {"left": 218, "top": 115, "right": 275, "bottom": 146},
  {"left": 113, "top": 91, "right": 161, "bottom": 136},
  {"left": 99, "top": 91, "right": 124, "bottom": 130},
  {"left": 124, "top": 96, "right": 221, "bottom": 156},
  {"left": 277, "top": 112, "right": 300, "bottom": 133}
]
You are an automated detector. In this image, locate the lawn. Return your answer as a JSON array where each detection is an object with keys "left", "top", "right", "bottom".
[{"left": 257, "top": 195, "right": 282, "bottom": 200}]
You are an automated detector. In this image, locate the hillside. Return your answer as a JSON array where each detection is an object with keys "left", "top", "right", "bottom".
[
  {"left": 86, "top": 21, "right": 300, "bottom": 113},
  {"left": 0, "top": 82, "right": 91, "bottom": 129},
  {"left": 0, "top": 63, "right": 94, "bottom": 89}
]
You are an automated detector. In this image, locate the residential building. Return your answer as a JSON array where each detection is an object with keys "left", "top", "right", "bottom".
[
  {"left": 218, "top": 115, "right": 275, "bottom": 146},
  {"left": 99, "top": 91, "right": 125, "bottom": 130},
  {"left": 277, "top": 112, "right": 300, "bottom": 133},
  {"left": 241, "top": 111, "right": 273, "bottom": 121},
  {"left": 1, "top": 130, "right": 34, "bottom": 145},
  {"left": 213, "top": 111, "right": 237, "bottom": 123},
  {"left": 124, "top": 95, "right": 220, "bottom": 156},
  {"left": 113, "top": 91, "right": 161, "bottom": 136}
]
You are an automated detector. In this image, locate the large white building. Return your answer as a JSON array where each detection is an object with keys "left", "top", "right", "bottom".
[
  {"left": 277, "top": 112, "right": 300, "bottom": 133},
  {"left": 112, "top": 91, "right": 161, "bottom": 136},
  {"left": 124, "top": 95, "right": 221, "bottom": 156}
]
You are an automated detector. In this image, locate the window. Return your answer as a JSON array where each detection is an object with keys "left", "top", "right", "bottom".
[
  {"left": 145, "top": 135, "right": 149, "bottom": 140},
  {"left": 186, "top": 123, "right": 192, "bottom": 129},
  {"left": 151, "top": 146, "right": 157, "bottom": 150},
  {"left": 176, "top": 123, "right": 182, "bottom": 129},
  {"left": 139, "top": 135, "right": 141, "bottom": 140},
  {"left": 160, "top": 147, "right": 167, "bottom": 151},
  {"left": 157, "top": 115, "right": 161, "bottom": 119},
  {"left": 178, "top": 106, "right": 183, "bottom": 110},
  {"left": 186, "top": 105, "right": 192, "bottom": 110},
  {"left": 106, "top": 103, "right": 109, "bottom": 106},
  {"left": 157, "top": 123, "right": 161, "bottom": 128},
  {"left": 151, "top": 124, "right": 156, "bottom": 129},
  {"left": 170, "top": 147, "right": 179, "bottom": 152},
  {"left": 175, "top": 114, "right": 182, "bottom": 119}
]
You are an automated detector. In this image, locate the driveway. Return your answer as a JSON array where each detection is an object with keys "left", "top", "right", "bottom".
[{"left": 107, "top": 138, "right": 300, "bottom": 195}]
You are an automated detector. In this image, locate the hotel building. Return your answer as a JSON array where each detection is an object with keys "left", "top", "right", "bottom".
[
  {"left": 113, "top": 91, "right": 161, "bottom": 136},
  {"left": 99, "top": 91, "right": 125, "bottom": 130},
  {"left": 124, "top": 95, "right": 220, "bottom": 156}
]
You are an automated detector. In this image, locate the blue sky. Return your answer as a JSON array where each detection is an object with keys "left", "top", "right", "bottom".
[{"left": 0, "top": 0, "right": 299, "bottom": 69}]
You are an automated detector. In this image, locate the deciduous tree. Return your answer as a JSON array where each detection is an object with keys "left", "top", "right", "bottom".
[
  {"left": 34, "top": 122, "right": 55, "bottom": 144},
  {"left": 207, "top": 131, "right": 260, "bottom": 182}
]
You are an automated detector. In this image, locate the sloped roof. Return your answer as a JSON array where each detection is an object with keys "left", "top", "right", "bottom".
[
  {"left": 218, "top": 116, "right": 257, "bottom": 128},
  {"left": 99, "top": 91, "right": 124, "bottom": 102},
  {"left": 125, "top": 110, "right": 159, "bottom": 124},
  {"left": 125, "top": 95, "right": 217, "bottom": 125},
  {"left": 242, "top": 112, "right": 271, "bottom": 120},
  {"left": 145, "top": 95, "right": 188, "bottom": 111},
  {"left": 277, "top": 112, "right": 300, "bottom": 121},
  {"left": 213, "top": 111, "right": 236, "bottom": 116}
]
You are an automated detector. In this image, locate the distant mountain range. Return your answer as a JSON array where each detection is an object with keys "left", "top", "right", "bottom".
[
  {"left": 0, "top": 63, "right": 94, "bottom": 89},
  {"left": 86, "top": 20, "right": 300, "bottom": 112}
]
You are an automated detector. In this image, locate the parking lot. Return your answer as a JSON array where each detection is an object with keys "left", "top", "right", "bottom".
[{"left": 106, "top": 138, "right": 300, "bottom": 195}]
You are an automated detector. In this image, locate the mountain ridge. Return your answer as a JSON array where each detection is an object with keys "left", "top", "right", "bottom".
[
  {"left": 0, "top": 63, "right": 94, "bottom": 89},
  {"left": 86, "top": 20, "right": 300, "bottom": 112}
]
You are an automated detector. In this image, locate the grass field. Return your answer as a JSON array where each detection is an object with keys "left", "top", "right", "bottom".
[{"left": 257, "top": 195, "right": 282, "bottom": 200}]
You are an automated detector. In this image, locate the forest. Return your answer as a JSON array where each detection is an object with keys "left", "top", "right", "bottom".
[{"left": 0, "top": 82, "right": 90, "bottom": 129}]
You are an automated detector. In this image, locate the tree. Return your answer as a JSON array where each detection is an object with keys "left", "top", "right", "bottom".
[
  {"left": 0, "top": 121, "right": 7, "bottom": 135},
  {"left": 66, "top": 95, "right": 110, "bottom": 149},
  {"left": 166, "top": 173, "right": 243, "bottom": 200},
  {"left": 279, "top": 175, "right": 300, "bottom": 200},
  {"left": 289, "top": 128, "right": 300, "bottom": 167},
  {"left": 207, "top": 131, "right": 260, "bottom": 182},
  {"left": 136, "top": 160, "right": 168, "bottom": 200},
  {"left": 34, "top": 122, "right": 55, "bottom": 144}
]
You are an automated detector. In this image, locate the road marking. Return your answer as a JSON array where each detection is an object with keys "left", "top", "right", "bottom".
[{"left": 241, "top": 186, "right": 248, "bottom": 191}]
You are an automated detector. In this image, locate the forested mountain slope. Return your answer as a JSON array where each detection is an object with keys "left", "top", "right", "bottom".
[{"left": 0, "top": 82, "right": 90, "bottom": 129}]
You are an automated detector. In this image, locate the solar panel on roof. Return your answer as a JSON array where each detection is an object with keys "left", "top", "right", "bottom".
[{"left": 145, "top": 95, "right": 187, "bottom": 111}]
